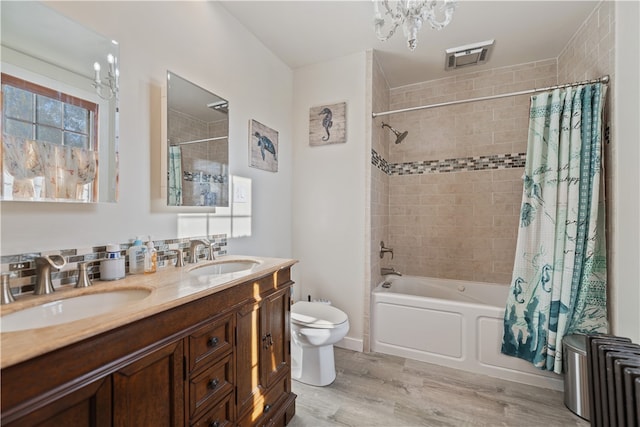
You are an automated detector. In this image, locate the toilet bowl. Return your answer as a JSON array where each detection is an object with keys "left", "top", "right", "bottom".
[{"left": 290, "top": 301, "right": 349, "bottom": 386}]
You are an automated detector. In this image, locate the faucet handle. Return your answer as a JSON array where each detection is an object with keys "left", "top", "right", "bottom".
[
  {"left": 1, "top": 273, "right": 16, "bottom": 304},
  {"left": 173, "top": 248, "right": 185, "bottom": 267},
  {"left": 75, "top": 262, "right": 93, "bottom": 288},
  {"left": 379, "top": 241, "right": 394, "bottom": 259}
]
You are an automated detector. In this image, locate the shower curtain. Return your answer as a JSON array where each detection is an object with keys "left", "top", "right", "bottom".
[
  {"left": 168, "top": 145, "right": 182, "bottom": 205},
  {"left": 501, "top": 83, "right": 608, "bottom": 374}
]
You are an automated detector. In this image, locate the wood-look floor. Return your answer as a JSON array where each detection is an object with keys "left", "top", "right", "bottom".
[{"left": 289, "top": 348, "right": 589, "bottom": 427}]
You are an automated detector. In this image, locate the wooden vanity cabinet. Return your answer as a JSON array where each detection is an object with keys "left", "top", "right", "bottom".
[
  {"left": 0, "top": 267, "right": 296, "bottom": 427},
  {"left": 236, "top": 283, "right": 295, "bottom": 427}
]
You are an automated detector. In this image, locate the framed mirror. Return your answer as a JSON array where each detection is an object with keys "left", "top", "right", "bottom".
[
  {"left": 0, "top": 2, "right": 119, "bottom": 203},
  {"left": 164, "top": 71, "right": 229, "bottom": 207}
]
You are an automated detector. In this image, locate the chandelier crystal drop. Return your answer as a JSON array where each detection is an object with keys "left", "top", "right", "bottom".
[{"left": 373, "top": 0, "right": 457, "bottom": 51}]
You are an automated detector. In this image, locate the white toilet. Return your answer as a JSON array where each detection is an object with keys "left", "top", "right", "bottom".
[{"left": 290, "top": 301, "right": 350, "bottom": 386}]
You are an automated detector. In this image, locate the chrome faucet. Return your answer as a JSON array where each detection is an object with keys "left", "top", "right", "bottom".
[
  {"left": 34, "top": 255, "right": 67, "bottom": 295},
  {"left": 189, "top": 239, "right": 211, "bottom": 264},
  {"left": 381, "top": 267, "right": 402, "bottom": 276}
]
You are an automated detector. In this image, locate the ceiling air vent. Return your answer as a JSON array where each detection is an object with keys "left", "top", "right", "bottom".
[{"left": 445, "top": 39, "right": 495, "bottom": 71}]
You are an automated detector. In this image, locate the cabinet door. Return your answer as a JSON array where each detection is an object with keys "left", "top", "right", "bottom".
[
  {"left": 112, "top": 339, "right": 185, "bottom": 427},
  {"left": 235, "top": 300, "right": 263, "bottom": 419},
  {"left": 4, "top": 376, "right": 111, "bottom": 427},
  {"left": 261, "top": 287, "right": 290, "bottom": 388}
]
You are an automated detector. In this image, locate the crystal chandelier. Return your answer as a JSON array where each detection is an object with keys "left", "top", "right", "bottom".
[{"left": 373, "top": 0, "right": 457, "bottom": 51}]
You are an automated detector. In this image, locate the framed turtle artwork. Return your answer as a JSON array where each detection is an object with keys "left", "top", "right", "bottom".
[
  {"left": 309, "top": 102, "right": 346, "bottom": 146},
  {"left": 249, "top": 119, "right": 278, "bottom": 172}
]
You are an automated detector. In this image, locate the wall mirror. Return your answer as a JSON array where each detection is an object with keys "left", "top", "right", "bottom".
[
  {"left": 165, "top": 71, "right": 229, "bottom": 207},
  {"left": 0, "top": 2, "right": 119, "bottom": 203}
]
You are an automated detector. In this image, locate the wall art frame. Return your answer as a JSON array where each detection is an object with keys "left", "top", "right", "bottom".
[
  {"left": 309, "top": 102, "right": 347, "bottom": 146},
  {"left": 249, "top": 119, "right": 278, "bottom": 172}
]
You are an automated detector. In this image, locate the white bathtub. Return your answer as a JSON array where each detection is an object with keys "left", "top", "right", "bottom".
[{"left": 371, "top": 275, "right": 563, "bottom": 390}]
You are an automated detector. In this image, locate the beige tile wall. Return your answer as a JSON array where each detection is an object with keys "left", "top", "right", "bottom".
[
  {"left": 382, "top": 59, "right": 559, "bottom": 284},
  {"left": 387, "top": 168, "right": 522, "bottom": 284},
  {"left": 367, "top": 52, "right": 390, "bottom": 351}
]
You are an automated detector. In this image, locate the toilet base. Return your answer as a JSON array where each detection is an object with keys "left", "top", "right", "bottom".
[{"left": 291, "top": 340, "right": 336, "bottom": 386}]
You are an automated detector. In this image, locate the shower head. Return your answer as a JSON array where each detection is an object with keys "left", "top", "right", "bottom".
[{"left": 381, "top": 122, "right": 408, "bottom": 144}]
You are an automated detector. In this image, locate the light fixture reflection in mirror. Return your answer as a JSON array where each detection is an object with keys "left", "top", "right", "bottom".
[
  {"left": 92, "top": 49, "right": 119, "bottom": 100},
  {"left": 166, "top": 71, "right": 229, "bottom": 207}
]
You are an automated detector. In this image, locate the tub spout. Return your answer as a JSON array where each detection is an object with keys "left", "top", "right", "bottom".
[{"left": 381, "top": 267, "right": 401, "bottom": 276}]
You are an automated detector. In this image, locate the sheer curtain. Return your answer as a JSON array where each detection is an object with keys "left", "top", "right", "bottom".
[{"left": 501, "top": 83, "right": 608, "bottom": 374}]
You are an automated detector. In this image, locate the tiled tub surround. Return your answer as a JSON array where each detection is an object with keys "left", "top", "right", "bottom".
[
  {"left": 373, "top": 59, "right": 559, "bottom": 284},
  {"left": 0, "top": 235, "right": 227, "bottom": 295},
  {"left": 372, "top": 149, "right": 523, "bottom": 284}
]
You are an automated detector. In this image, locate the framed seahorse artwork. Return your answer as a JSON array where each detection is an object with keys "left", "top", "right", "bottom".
[
  {"left": 309, "top": 102, "right": 346, "bottom": 146},
  {"left": 249, "top": 119, "right": 278, "bottom": 172}
]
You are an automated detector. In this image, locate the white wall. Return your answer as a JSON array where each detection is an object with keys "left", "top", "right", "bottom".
[
  {"left": 613, "top": 1, "right": 640, "bottom": 342},
  {"left": 0, "top": 1, "right": 293, "bottom": 259},
  {"left": 292, "top": 52, "right": 367, "bottom": 351}
]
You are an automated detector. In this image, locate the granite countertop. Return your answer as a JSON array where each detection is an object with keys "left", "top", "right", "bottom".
[{"left": 0, "top": 255, "right": 297, "bottom": 369}]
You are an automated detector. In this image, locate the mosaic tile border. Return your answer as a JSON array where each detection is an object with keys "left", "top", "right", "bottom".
[
  {"left": 0, "top": 235, "right": 228, "bottom": 295},
  {"left": 371, "top": 149, "right": 526, "bottom": 175},
  {"left": 371, "top": 149, "right": 390, "bottom": 174}
]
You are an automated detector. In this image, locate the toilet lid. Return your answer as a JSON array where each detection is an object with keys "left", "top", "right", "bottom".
[{"left": 291, "top": 301, "right": 348, "bottom": 328}]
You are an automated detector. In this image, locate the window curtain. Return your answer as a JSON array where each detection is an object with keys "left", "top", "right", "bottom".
[{"left": 501, "top": 83, "right": 608, "bottom": 374}]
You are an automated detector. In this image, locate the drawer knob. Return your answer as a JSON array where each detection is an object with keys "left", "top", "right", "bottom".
[
  {"left": 208, "top": 378, "right": 220, "bottom": 389},
  {"left": 264, "top": 404, "right": 272, "bottom": 413},
  {"left": 209, "top": 421, "right": 220, "bottom": 427},
  {"left": 207, "top": 336, "right": 219, "bottom": 347}
]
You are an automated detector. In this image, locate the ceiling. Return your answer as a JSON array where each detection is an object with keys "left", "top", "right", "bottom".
[{"left": 220, "top": 1, "right": 599, "bottom": 88}]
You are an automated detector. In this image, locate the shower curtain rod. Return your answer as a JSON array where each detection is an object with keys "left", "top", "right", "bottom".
[
  {"left": 372, "top": 74, "right": 610, "bottom": 118},
  {"left": 170, "top": 135, "right": 228, "bottom": 146}
]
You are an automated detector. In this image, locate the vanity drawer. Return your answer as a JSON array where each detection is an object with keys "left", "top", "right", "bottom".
[
  {"left": 190, "top": 353, "right": 234, "bottom": 418},
  {"left": 237, "top": 370, "right": 289, "bottom": 427},
  {"left": 190, "top": 390, "right": 234, "bottom": 427},
  {"left": 189, "top": 313, "right": 233, "bottom": 373}
]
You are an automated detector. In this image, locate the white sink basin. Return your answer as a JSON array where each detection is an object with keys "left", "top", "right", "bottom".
[
  {"left": 188, "top": 260, "right": 259, "bottom": 277},
  {"left": 1, "top": 289, "right": 151, "bottom": 332}
]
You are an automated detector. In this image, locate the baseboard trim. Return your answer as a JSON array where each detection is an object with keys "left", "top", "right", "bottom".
[{"left": 336, "top": 336, "right": 363, "bottom": 352}]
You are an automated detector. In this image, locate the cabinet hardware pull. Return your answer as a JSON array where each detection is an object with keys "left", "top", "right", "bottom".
[
  {"left": 262, "top": 333, "right": 272, "bottom": 349},
  {"left": 209, "top": 421, "right": 220, "bottom": 427},
  {"left": 207, "top": 336, "right": 219, "bottom": 347},
  {"left": 264, "top": 404, "right": 272, "bottom": 413},
  {"left": 208, "top": 378, "right": 219, "bottom": 389}
]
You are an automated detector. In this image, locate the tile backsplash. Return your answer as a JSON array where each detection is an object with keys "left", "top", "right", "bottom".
[{"left": 1, "top": 235, "right": 227, "bottom": 295}]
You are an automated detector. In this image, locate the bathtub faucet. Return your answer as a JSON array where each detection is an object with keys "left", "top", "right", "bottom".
[{"left": 381, "top": 267, "right": 401, "bottom": 276}]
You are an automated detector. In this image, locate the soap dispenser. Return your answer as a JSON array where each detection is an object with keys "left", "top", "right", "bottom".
[
  {"left": 128, "top": 236, "right": 146, "bottom": 275},
  {"left": 144, "top": 238, "right": 157, "bottom": 274}
]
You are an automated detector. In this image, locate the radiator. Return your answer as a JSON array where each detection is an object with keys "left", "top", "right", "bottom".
[{"left": 586, "top": 334, "right": 640, "bottom": 427}]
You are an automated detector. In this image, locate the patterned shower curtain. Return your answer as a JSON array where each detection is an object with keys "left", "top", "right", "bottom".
[
  {"left": 168, "top": 145, "right": 182, "bottom": 205},
  {"left": 501, "top": 83, "right": 608, "bottom": 374}
]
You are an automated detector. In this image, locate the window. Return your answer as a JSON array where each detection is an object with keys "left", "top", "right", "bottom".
[
  {"left": 1, "top": 73, "right": 100, "bottom": 201},
  {"left": 1, "top": 73, "right": 98, "bottom": 150}
]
